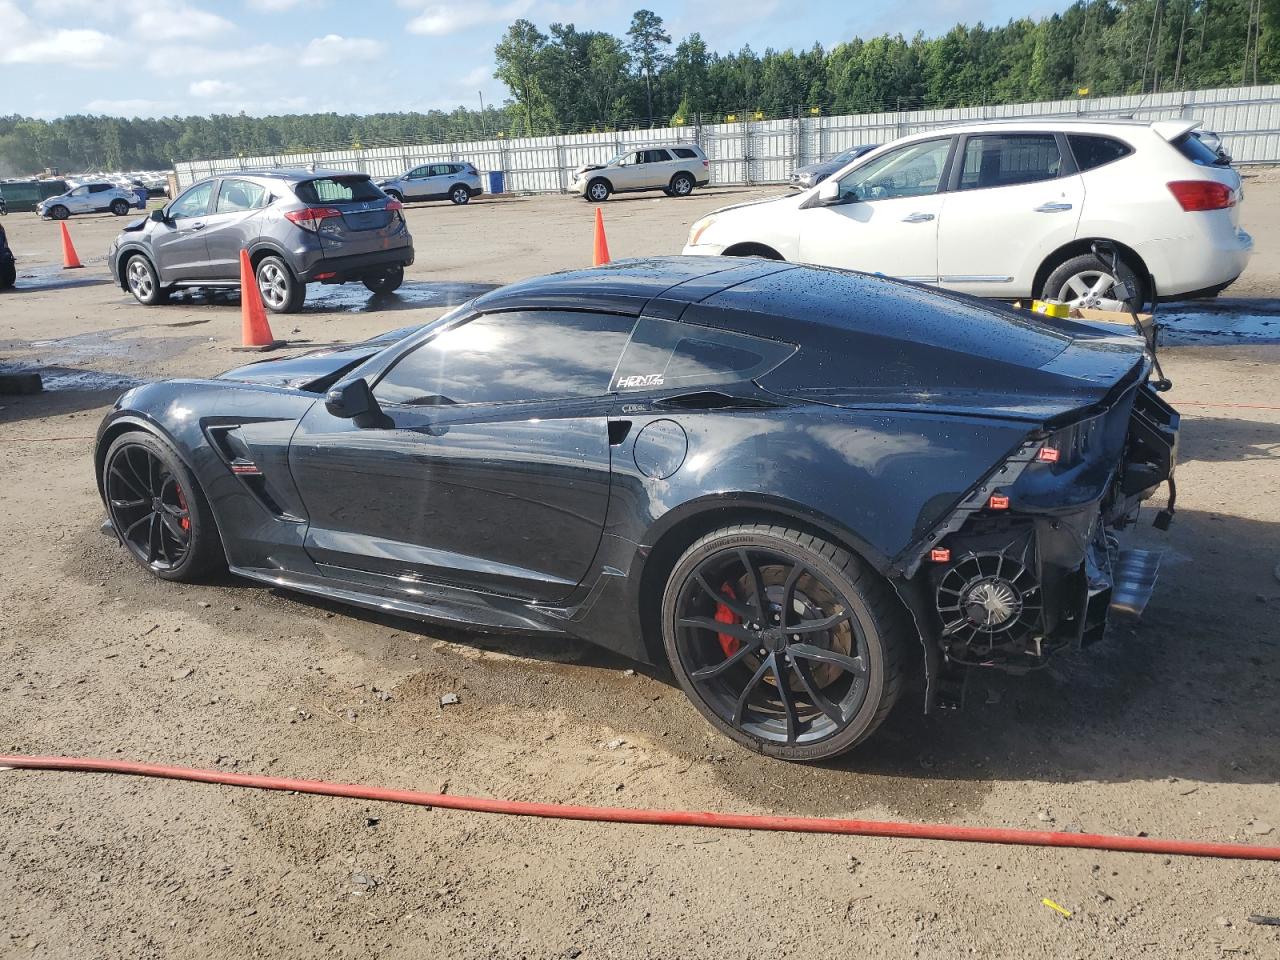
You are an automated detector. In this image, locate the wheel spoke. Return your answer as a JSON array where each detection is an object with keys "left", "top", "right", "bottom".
[
  {"left": 690, "top": 641, "right": 760, "bottom": 682},
  {"left": 1087, "top": 274, "right": 1113, "bottom": 298},
  {"left": 124, "top": 449, "right": 151, "bottom": 497},
  {"left": 790, "top": 642, "right": 865, "bottom": 675},
  {"left": 159, "top": 510, "right": 186, "bottom": 542},
  {"left": 109, "top": 467, "right": 145, "bottom": 500},
  {"left": 786, "top": 611, "right": 851, "bottom": 635},
  {"left": 161, "top": 503, "right": 188, "bottom": 519},
  {"left": 678, "top": 616, "right": 757, "bottom": 642},
  {"left": 731, "top": 657, "right": 773, "bottom": 728},
  {"left": 794, "top": 658, "right": 844, "bottom": 726},
  {"left": 772, "top": 656, "right": 799, "bottom": 744},
  {"left": 122, "top": 513, "right": 151, "bottom": 540},
  {"left": 736, "top": 549, "right": 768, "bottom": 623},
  {"left": 1064, "top": 277, "right": 1089, "bottom": 299},
  {"left": 146, "top": 512, "right": 160, "bottom": 562},
  {"left": 780, "top": 562, "right": 804, "bottom": 627},
  {"left": 693, "top": 572, "right": 754, "bottom": 621},
  {"left": 110, "top": 497, "right": 148, "bottom": 510}
]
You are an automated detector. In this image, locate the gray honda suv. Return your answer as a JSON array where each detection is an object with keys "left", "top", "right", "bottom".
[{"left": 108, "top": 169, "right": 414, "bottom": 313}]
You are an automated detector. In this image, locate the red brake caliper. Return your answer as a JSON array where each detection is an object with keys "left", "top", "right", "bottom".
[
  {"left": 714, "top": 583, "right": 741, "bottom": 657},
  {"left": 176, "top": 485, "right": 190, "bottom": 532}
]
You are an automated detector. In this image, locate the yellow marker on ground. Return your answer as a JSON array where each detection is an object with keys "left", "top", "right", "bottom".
[{"left": 1042, "top": 898, "right": 1073, "bottom": 919}]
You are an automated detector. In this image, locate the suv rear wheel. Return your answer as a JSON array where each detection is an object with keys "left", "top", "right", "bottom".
[
  {"left": 363, "top": 266, "right": 404, "bottom": 294},
  {"left": 1041, "top": 252, "right": 1145, "bottom": 313},
  {"left": 255, "top": 255, "right": 305, "bottom": 314},
  {"left": 669, "top": 172, "right": 695, "bottom": 197},
  {"left": 449, "top": 185, "right": 471, "bottom": 205}
]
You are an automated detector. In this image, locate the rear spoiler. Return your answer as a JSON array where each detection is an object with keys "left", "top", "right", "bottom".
[{"left": 1151, "top": 119, "right": 1199, "bottom": 142}]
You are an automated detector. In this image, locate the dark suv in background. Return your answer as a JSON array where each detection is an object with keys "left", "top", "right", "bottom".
[{"left": 108, "top": 169, "right": 414, "bottom": 313}]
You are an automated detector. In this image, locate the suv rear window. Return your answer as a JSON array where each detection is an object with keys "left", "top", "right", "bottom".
[
  {"left": 1068, "top": 134, "right": 1133, "bottom": 171},
  {"left": 295, "top": 176, "right": 383, "bottom": 204},
  {"left": 1172, "top": 132, "right": 1226, "bottom": 166},
  {"left": 672, "top": 148, "right": 699, "bottom": 159}
]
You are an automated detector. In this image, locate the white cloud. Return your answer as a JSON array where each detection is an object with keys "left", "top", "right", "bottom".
[
  {"left": 0, "top": 1, "right": 126, "bottom": 68},
  {"left": 246, "top": 0, "right": 311, "bottom": 9},
  {"left": 299, "top": 34, "right": 385, "bottom": 67},
  {"left": 404, "top": 0, "right": 532, "bottom": 37},
  {"left": 459, "top": 65, "right": 492, "bottom": 88},
  {"left": 189, "top": 79, "right": 243, "bottom": 98},
  {"left": 145, "top": 43, "right": 283, "bottom": 76},
  {"left": 133, "top": 3, "right": 235, "bottom": 41}
]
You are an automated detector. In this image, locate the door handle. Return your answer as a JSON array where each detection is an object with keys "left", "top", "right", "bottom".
[
  {"left": 191, "top": 221, "right": 206, "bottom": 229},
  {"left": 901, "top": 212, "right": 935, "bottom": 223},
  {"left": 1034, "top": 202, "right": 1073, "bottom": 212}
]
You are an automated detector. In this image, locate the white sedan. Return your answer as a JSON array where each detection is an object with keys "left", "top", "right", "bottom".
[{"left": 683, "top": 119, "right": 1252, "bottom": 309}]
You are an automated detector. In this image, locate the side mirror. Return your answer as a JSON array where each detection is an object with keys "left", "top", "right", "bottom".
[
  {"left": 817, "top": 180, "right": 844, "bottom": 205},
  {"left": 325, "top": 378, "right": 390, "bottom": 428},
  {"left": 150, "top": 208, "right": 167, "bottom": 222}
]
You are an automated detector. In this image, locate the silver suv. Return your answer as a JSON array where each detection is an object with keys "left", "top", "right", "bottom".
[
  {"left": 108, "top": 169, "right": 414, "bottom": 314},
  {"left": 38, "top": 182, "right": 143, "bottom": 219},
  {"left": 571, "top": 144, "right": 710, "bottom": 201},
  {"left": 376, "top": 162, "right": 482, "bottom": 205}
]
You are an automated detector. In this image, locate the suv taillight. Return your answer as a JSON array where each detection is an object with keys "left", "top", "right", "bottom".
[
  {"left": 285, "top": 206, "right": 343, "bottom": 231},
  {"left": 1167, "top": 180, "right": 1235, "bottom": 211},
  {"left": 385, "top": 198, "right": 403, "bottom": 212}
]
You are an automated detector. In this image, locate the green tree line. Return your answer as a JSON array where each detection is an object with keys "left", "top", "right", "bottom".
[{"left": 2, "top": 0, "right": 1278, "bottom": 175}]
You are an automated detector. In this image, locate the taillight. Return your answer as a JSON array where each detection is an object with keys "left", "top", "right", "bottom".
[
  {"left": 1167, "top": 180, "right": 1235, "bottom": 211},
  {"left": 702, "top": 159, "right": 709, "bottom": 167},
  {"left": 385, "top": 198, "right": 403, "bottom": 212},
  {"left": 285, "top": 206, "right": 343, "bottom": 231}
]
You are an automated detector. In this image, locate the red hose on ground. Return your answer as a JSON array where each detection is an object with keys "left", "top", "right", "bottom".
[{"left": 4, "top": 755, "right": 1279, "bottom": 861}]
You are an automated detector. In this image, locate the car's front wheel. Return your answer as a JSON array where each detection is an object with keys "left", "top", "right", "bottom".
[
  {"left": 102, "top": 431, "right": 224, "bottom": 582},
  {"left": 662, "top": 523, "right": 908, "bottom": 761},
  {"left": 363, "top": 265, "right": 404, "bottom": 294},
  {"left": 124, "top": 254, "right": 169, "bottom": 306},
  {"left": 255, "top": 255, "right": 305, "bottom": 313},
  {"left": 1041, "top": 252, "right": 1145, "bottom": 313},
  {"left": 450, "top": 185, "right": 471, "bottom": 205},
  {"left": 110, "top": 199, "right": 130, "bottom": 216},
  {"left": 48, "top": 205, "right": 69, "bottom": 220},
  {"left": 586, "top": 179, "right": 611, "bottom": 202}
]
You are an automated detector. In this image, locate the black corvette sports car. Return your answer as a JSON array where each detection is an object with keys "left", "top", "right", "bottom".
[{"left": 95, "top": 257, "right": 1179, "bottom": 760}]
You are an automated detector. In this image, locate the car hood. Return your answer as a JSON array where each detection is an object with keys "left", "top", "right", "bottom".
[
  {"left": 217, "top": 323, "right": 424, "bottom": 390},
  {"left": 573, "top": 163, "right": 608, "bottom": 176},
  {"left": 792, "top": 159, "right": 841, "bottom": 178}
]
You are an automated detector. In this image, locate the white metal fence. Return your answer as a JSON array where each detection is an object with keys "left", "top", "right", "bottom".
[{"left": 174, "top": 83, "right": 1280, "bottom": 193}]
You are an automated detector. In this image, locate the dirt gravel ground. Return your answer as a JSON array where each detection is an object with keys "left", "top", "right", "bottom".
[{"left": 1, "top": 178, "right": 1278, "bottom": 959}]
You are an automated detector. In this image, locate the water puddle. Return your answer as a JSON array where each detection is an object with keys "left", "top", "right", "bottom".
[
  {"left": 9, "top": 262, "right": 110, "bottom": 292},
  {"left": 167, "top": 279, "right": 497, "bottom": 314},
  {"left": 1, "top": 361, "right": 141, "bottom": 392},
  {"left": 1158, "top": 298, "right": 1280, "bottom": 346}
]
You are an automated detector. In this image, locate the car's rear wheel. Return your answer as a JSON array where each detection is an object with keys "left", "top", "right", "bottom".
[
  {"left": 102, "top": 431, "right": 224, "bottom": 583},
  {"left": 662, "top": 523, "right": 908, "bottom": 761},
  {"left": 110, "top": 199, "right": 130, "bottom": 216},
  {"left": 669, "top": 172, "right": 695, "bottom": 197},
  {"left": 449, "top": 185, "right": 471, "bottom": 205},
  {"left": 48, "top": 205, "right": 69, "bottom": 220},
  {"left": 1041, "top": 252, "right": 1145, "bottom": 313},
  {"left": 124, "top": 254, "right": 169, "bottom": 306},
  {"left": 363, "top": 265, "right": 404, "bottom": 294},
  {"left": 586, "top": 179, "right": 611, "bottom": 202},
  {"left": 255, "top": 255, "right": 305, "bottom": 313}
]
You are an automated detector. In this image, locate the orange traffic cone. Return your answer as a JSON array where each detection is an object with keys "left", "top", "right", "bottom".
[
  {"left": 59, "top": 222, "right": 83, "bottom": 269},
  {"left": 592, "top": 207, "right": 611, "bottom": 266},
  {"left": 238, "top": 249, "right": 279, "bottom": 350}
]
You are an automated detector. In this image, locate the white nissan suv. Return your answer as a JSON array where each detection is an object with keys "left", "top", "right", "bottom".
[{"left": 683, "top": 120, "right": 1251, "bottom": 309}]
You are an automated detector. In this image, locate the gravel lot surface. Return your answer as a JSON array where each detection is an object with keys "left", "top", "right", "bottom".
[{"left": 1, "top": 178, "right": 1278, "bottom": 959}]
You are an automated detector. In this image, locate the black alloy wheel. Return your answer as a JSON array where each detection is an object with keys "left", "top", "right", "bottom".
[
  {"left": 103, "top": 432, "right": 222, "bottom": 581},
  {"left": 663, "top": 524, "right": 906, "bottom": 760}
]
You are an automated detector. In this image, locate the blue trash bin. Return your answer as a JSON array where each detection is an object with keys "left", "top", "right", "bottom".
[{"left": 485, "top": 170, "right": 505, "bottom": 194}]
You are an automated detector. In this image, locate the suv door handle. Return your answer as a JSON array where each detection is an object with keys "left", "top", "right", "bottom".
[
  {"left": 901, "top": 212, "right": 935, "bottom": 223},
  {"left": 1034, "top": 202, "right": 1073, "bottom": 212},
  {"left": 191, "top": 221, "right": 206, "bottom": 230}
]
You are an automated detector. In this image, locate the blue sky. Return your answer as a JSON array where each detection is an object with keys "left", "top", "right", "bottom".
[{"left": 0, "top": 0, "right": 1053, "bottom": 119}]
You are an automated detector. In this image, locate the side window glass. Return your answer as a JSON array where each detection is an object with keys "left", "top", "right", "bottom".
[
  {"left": 646, "top": 149, "right": 671, "bottom": 163},
  {"left": 673, "top": 148, "right": 697, "bottom": 159},
  {"left": 958, "top": 134, "right": 1061, "bottom": 191},
  {"left": 70, "top": 186, "right": 87, "bottom": 197},
  {"left": 836, "top": 139, "right": 950, "bottom": 201},
  {"left": 373, "top": 311, "right": 636, "bottom": 407},
  {"left": 613, "top": 317, "right": 795, "bottom": 391},
  {"left": 1068, "top": 134, "right": 1133, "bottom": 172},
  {"left": 409, "top": 166, "right": 429, "bottom": 178},
  {"left": 169, "top": 182, "right": 213, "bottom": 219},
  {"left": 215, "top": 179, "right": 267, "bottom": 213}
]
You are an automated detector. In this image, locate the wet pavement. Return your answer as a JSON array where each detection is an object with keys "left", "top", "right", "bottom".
[
  {"left": 165, "top": 278, "right": 497, "bottom": 314},
  {"left": 7, "top": 262, "right": 110, "bottom": 292},
  {"left": 1158, "top": 297, "right": 1280, "bottom": 345}
]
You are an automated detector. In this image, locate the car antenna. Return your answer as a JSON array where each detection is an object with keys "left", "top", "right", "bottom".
[{"left": 1090, "top": 240, "right": 1172, "bottom": 391}]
